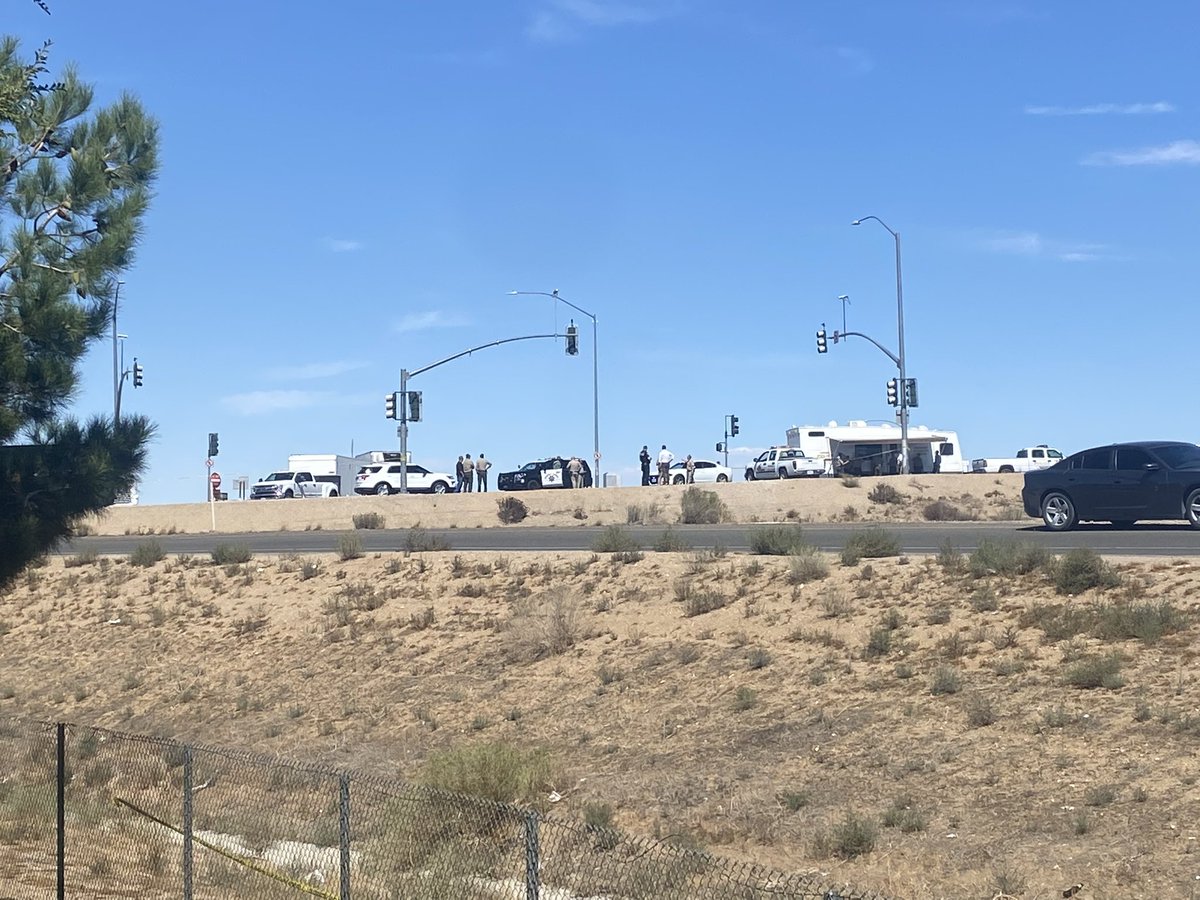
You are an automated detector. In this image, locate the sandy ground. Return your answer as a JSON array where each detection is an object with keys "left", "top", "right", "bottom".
[
  {"left": 84, "top": 473, "right": 1028, "bottom": 535},
  {"left": 4, "top": 513, "right": 1200, "bottom": 896}
]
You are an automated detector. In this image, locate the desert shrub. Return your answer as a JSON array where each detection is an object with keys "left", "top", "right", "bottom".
[
  {"left": 337, "top": 534, "right": 363, "bottom": 561},
  {"left": 969, "top": 539, "right": 1049, "bottom": 578},
  {"left": 867, "top": 483, "right": 903, "bottom": 505},
  {"left": 300, "top": 560, "right": 323, "bottom": 581},
  {"left": 733, "top": 686, "right": 757, "bottom": 711},
  {"left": 787, "top": 548, "right": 829, "bottom": 584},
  {"left": 352, "top": 512, "right": 386, "bottom": 530},
  {"left": 211, "top": 543, "right": 252, "bottom": 565},
  {"left": 748, "top": 525, "right": 807, "bottom": 556},
  {"left": 680, "top": 487, "right": 727, "bottom": 524},
  {"left": 64, "top": 549, "right": 99, "bottom": 568},
  {"left": 653, "top": 527, "right": 689, "bottom": 552},
  {"left": 496, "top": 496, "right": 528, "bottom": 524},
  {"left": 625, "top": 501, "right": 662, "bottom": 525},
  {"left": 1051, "top": 548, "right": 1121, "bottom": 595},
  {"left": 405, "top": 524, "right": 450, "bottom": 552},
  {"left": 1084, "top": 784, "right": 1117, "bottom": 807},
  {"left": 842, "top": 528, "right": 900, "bottom": 560},
  {"left": 611, "top": 550, "right": 644, "bottom": 564},
  {"left": 965, "top": 693, "right": 997, "bottom": 727},
  {"left": 683, "top": 590, "right": 728, "bottom": 618},
  {"left": 1091, "top": 599, "right": 1188, "bottom": 644},
  {"left": 1064, "top": 654, "right": 1124, "bottom": 689},
  {"left": 882, "top": 797, "right": 928, "bottom": 833},
  {"left": 969, "top": 586, "right": 999, "bottom": 612},
  {"left": 814, "top": 813, "right": 878, "bottom": 859},
  {"left": 923, "top": 499, "right": 973, "bottom": 521},
  {"left": 409, "top": 607, "right": 435, "bottom": 630},
  {"left": 128, "top": 540, "right": 165, "bottom": 568},
  {"left": 936, "top": 539, "right": 964, "bottom": 573},
  {"left": 864, "top": 627, "right": 892, "bottom": 658},
  {"left": 840, "top": 475, "right": 860, "bottom": 488},
  {"left": 422, "top": 743, "right": 553, "bottom": 807},
  {"left": 506, "top": 589, "right": 581, "bottom": 660},
  {"left": 592, "top": 525, "right": 639, "bottom": 553},
  {"left": 930, "top": 666, "right": 962, "bottom": 695},
  {"left": 746, "top": 648, "right": 772, "bottom": 670}
]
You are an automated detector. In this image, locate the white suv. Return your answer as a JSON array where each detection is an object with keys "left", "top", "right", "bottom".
[{"left": 355, "top": 463, "right": 454, "bottom": 495}]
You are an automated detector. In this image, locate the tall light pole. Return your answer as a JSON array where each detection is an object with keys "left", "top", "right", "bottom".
[
  {"left": 112, "top": 280, "right": 124, "bottom": 420},
  {"left": 508, "top": 290, "right": 601, "bottom": 486},
  {"left": 852, "top": 216, "right": 909, "bottom": 474}
]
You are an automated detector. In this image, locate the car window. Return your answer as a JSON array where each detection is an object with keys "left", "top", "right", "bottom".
[
  {"left": 1049, "top": 449, "right": 1063, "bottom": 459},
  {"left": 1017, "top": 449, "right": 1028, "bottom": 458},
  {"left": 408, "top": 465, "right": 429, "bottom": 474},
  {"left": 1116, "top": 447, "right": 1153, "bottom": 471},
  {"left": 697, "top": 461, "right": 713, "bottom": 469},
  {"left": 1080, "top": 449, "right": 1112, "bottom": 470},
  {"left": 1151, "top": 444, "right": 1200, "bottom": 468},
  {"left": 387, "top": 465, "right": 403, "bottom": 474},
  {"left": 1031, "top": 449, "right": 1044, "bottom": 459},
  {"left": 754, "top": 453, "right": 767, "bottom": 462}
]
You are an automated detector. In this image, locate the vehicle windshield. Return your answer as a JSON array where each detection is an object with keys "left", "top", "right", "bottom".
[
  {"left": 1153, "top": 444, "right": 1200, "bottom": 468},
  {"left": 520, "top": 462, "right": 542, "bottom": 471},
  {"left": 263, "top": 472, "right": 291, "bottom": 481}
]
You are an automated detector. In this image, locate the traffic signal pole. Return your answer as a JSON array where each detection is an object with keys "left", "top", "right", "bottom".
[{"left": 391, "top": 332, "right": 567, "bottom": 493}]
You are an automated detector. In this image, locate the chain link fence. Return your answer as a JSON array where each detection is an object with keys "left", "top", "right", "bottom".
[{"left": 0, "top": 716, "right": 889, "bottom": 899}]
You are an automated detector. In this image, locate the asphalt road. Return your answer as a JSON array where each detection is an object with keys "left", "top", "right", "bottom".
[{"left": 66, "top": 522, "right": 1200, "bottom": 557}]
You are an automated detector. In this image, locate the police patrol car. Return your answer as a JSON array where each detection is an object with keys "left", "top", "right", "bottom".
[{"left": 497, "top": 456, "right": 593, "bottom": 490}]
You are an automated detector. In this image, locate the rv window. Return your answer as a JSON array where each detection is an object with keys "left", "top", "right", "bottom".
[
  {"left": 939, "top": 443, "right": 954, "bottom": 456},
  {"left": 807, "top": 431, "right": 825, "bottom": 437}
]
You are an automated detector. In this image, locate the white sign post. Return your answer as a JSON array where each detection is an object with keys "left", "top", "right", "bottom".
[{"left": 206, "top": 459, "right": 216, "bottom": 532}]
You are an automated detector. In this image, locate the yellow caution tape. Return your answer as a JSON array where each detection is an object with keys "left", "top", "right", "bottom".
[{"left": 113, "top": 796, "right": 340, "bottom": 899}]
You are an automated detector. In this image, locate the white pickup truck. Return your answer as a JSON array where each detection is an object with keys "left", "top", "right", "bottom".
[
  {"left": 970, "top": 445, "right": 1063, "bottom": 474},
  {"left": 250, "top": 471, "right": 340, "bottom": 499},
  {"left": 745, "top": 447, "right": 825, "bottom": 481}
]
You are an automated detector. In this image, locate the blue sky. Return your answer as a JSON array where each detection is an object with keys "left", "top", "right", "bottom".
[{"left": 13, "top": 1, "right": 1199, "bottom": 503}]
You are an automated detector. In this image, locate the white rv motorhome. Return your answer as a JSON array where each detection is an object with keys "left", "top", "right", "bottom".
[{"left": 786, "top": 421, "right": 967, "bottom": 476}]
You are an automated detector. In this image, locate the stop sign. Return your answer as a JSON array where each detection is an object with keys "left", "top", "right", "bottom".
[{"left": 209, "top": 472, "right": 221, "bottom": 487}]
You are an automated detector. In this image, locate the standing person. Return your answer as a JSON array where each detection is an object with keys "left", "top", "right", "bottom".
[
  {"left": 476, "top": 453, "right": 491, "bottom": 491},
  {"left": 568, "top": 455, "right": 584, "bottom": 488},
  {"left": 685, "top": 455, "right": 696, "bottom": 484},
  {"left": 455, "top": 455, "right": 464, "bottom": 492},
  {"left": 639, "top": 445, "right": 652, "bottom": 486},
  {"left": 657, "top": 444, "right": 673, "bottom": 487},
  {"left": 933, "top": 450, "right": 942, "bottom": 474},
  {"left": 462, "top": 454, "right": 475, "bottom": 492}
]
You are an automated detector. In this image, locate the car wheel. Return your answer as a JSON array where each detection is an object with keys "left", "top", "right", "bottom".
[
  {"left": 526, "top": 480, "right": 541, "bottom": 490},
  {"left": 374, "top": 482, "right": 391, "bottom": 496},
  {"left": 673, "top": 475, "right": 685, "bottom": 485},
  {"left": 999, "top": 465, "right": 1015, "bottom": 474},
  {"left": 716, "top": 473, "right": 729, "bottom": 483},
  {"left": 329, "top": 489, "right": 338, "bottom": 498},
  {"left": 1041, "top": 491, "right": 1076, "bottom": 532},
  {"left": 745, "top": 469, "right": 755, "bottom": 481},
  {"left": 1186, "top": 488, "right": 1200, "bottom": 529},
  {"left": 778, "top": 468, "right": 789, "bottom": 480},
  {"left": 432, "top": 481, "right": 448, "bottom": 494},
  {"left": 283, "top": 489, "right": 294, "bottom": 499}
]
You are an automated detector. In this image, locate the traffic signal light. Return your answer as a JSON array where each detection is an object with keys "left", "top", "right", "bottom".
[
  {"left": 407, "top": 391, "right": 422, "bottom": 422},
  {"left": 132, "top": 358, "right": 143, "bottom": 387},
  {"left": 816, "top": 328, "right": 828, "bottom": 354},
  {"left": 385, "top": 392, "right": 397, "bottom": 419},
  {"left": 904, "top": 378, "right": 918, "bottom": 408},
  {"left": 886, "top": 378, "right": 899, "bottom": 407},
  {"left": 716, "top": 441, "right": 725, "bottom": 453},
  {"left": 565, "top": 322, "right": 579, "bottom": 356},
  {"left": 208, "top": 432, "right": 219, "bottom": 458},
  {"left": 730, "top": 415, "right": 740, "bottom": 436}
]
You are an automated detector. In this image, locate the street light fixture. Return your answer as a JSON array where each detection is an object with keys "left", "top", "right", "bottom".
[
  {"left": 508, "top": 289, "right": 601, "bottom": 486},
  {"left": 852, "top": 216, "right": 909, "bottom": 474}
]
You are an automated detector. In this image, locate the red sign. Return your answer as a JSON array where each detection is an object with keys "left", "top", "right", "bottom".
[{"left": 209, "top": 472, "right": 222, "bottom": 487}]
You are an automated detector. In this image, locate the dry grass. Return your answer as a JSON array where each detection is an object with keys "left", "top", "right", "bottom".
[{"left": 3, "top": 542, "right": 1199, "bottom": 898}]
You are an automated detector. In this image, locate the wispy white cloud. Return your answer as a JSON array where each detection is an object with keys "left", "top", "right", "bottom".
[
  {"left": 223, "top": 390, "right": 336, "bottom": 416},
  {"left": 323, "top": 238, "right": 363, "bottom": 253},
  {"left": 981, "top": 231, "right": 1112, "bottom": 262},
  {"left": 1082, "top": 139, "right": 1200, "bottom": 167},
  {"left": 264, "top": 360, "right": 369, "bottom": 380},
  {"left": 1025, "top": 101, "right": 1174, "bottom": 117},
  {"left": 527, "top": 0, "right": 678, "bottom": 43},
  {"left": 393, "top": 310, "right": 471, "bottom": 334}
]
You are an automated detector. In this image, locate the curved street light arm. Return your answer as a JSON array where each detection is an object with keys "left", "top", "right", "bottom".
[
  {"left": 409, "top": 333, "right": 562, "bottom": 379},
  {"left": 836, "top": 330, "right": 901, "bottom": 368}
]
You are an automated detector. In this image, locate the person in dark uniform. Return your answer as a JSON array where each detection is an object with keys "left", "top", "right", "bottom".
[{"left": 639, "top": 445, "right": 652, "bottom": 486}]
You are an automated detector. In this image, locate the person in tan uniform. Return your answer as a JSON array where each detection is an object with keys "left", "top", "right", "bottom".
[
  {"left": 462, "top": 454, "right": 475, "bottom": 492},
  {"left": 475, "top": 453, "right": 491, "bottom": 491}
]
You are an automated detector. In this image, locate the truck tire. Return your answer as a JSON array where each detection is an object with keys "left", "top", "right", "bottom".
[
  {"left": 374, "top": 482, "right": 391, "bottom": 496},
  {"left": 673, "top": 475, "right": 686, "bottom": 485},
  {"left": 283, "top": 489, "right": 294, "bottom": 498},
  {"left": 328, "top": 489, "right": 339, "bottom": 497},
  {"left": 998, "top": 465, "right": 1014, "bottom": 473},
  {"left": 745, "top": 469, "right": 756, "bottom": 481},
  {"left": 778, "top": 468, "right": 790, "bottom": 480}
]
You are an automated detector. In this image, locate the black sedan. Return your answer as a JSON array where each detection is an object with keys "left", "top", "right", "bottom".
[
  {"left": 1022, "top": 441, "right": 1200, "bottom": 531},
  {"left": 498, "top": 457, "right": 593, "bottom": 490}
]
